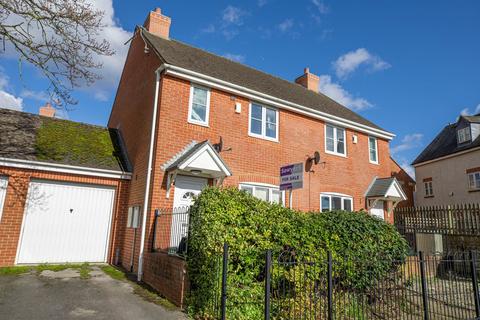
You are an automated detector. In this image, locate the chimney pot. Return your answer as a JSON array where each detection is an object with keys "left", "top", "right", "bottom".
[
  {"left": 144, "top": 7, "right": 171, "bottom": 39},
  {"left": 295, "top": 68, "right": 319, "bottom": 93},
  {"left": 39, "top": 102, "right": 56, "bottom": 118}
]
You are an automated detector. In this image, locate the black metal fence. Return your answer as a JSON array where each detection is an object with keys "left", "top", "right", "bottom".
[
  {"left": 151, "top": 207, "right": 191, "bottom": 256},
  {"left": 215, "top": 244, "right": 480, "bottom": 319}
]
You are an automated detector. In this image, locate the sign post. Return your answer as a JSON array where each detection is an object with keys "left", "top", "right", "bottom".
[{"left": 280, "top": 163, "right": 304, "bottom": 209}]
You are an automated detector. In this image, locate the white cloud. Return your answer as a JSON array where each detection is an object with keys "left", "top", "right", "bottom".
[
  {"left": 311, "top": 0, "right": 329, "bottom": 14},
  {"left": 222, "top": 6, "right": 246, "bottom": 26},
  {"left": 278, "top": 19, "right": 294, "bottom": 32},
  {"left": 20, "top": 89, "right": 50, "bottom": 102},
  {"left": 391, "top": 133, "right": 423, "bottom": 155},
  {"left": 258, "top": 0, "right": 268, "bottom": 7},
  {"left": 201, "top": 24, "right": 216, "bottom": 34},
  {"left": 223, "top": 53, "right": 246, "bottom": 63},
  {"left": 460, "top": 104, "right": 480, "bottom": 116},
  {"left": 399, "top": 159, "right": 416, "bottom": 180},
  {"left": 333, "top": 48, "right": 391, "bottom": 79},
  {"left": 0, "top": 71, "right": 23, "bottom": 111},
  {"left": 318, "top": 75, "right": 372, "bottom": 111}
]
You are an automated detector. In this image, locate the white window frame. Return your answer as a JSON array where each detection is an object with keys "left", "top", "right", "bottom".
[
  {"left": 320, "top": 193, "right": 354, "bottom": 212},
  {"left": 0, "top": 176, "right": 8, "bottom": 222},
  {"left": 187, "top": 84, "right": 211, "bottom": 127},
  {"left": 368, "top": 136, "right": 379, "bottom": 164},
  {"left": 457, "top": 127, "right": 472, "bottom": 144},
  {"left": 424, "top": 181, "right": 434, "bottom": 197},
  {"left": 468, "top": 171, "right": 480, "bottom": 191},
  {"left": 248, "top": 103, "right": 279, "bottom": 142},
  {"left": 325, "top": 124, "right": 347, "bottom": 157},
  {"left": 239, "top": 182, "right": 285, "bottom": 205}
]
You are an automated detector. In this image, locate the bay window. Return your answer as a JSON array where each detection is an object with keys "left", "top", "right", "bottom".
[
  {"left": 320, "top": 193, "right": 353, "bottom": 212},
  {"left": 240, "top": 183, "right": 284, "bottom": 205}
]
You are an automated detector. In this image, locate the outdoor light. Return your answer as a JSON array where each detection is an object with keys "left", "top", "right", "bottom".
[{"left": 190, "top": 169, "right": 202, "bottom": 175}]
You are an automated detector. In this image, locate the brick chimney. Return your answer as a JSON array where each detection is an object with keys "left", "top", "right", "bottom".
[
  {"left": 39, "top": 102, "right": 55, "bottom": 117},
  {"left": 144, "top": 8, "right": 171, "bottom": 39},
  {"left": 295, "top": 68, "right": 319, "bottom": 93}
]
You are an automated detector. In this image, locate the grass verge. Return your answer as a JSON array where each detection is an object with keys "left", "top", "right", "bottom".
[
  {"left": 0, "top": 266, "right": 33, "bottom": 276},
  {"left": 0, "top": 263, "right": 91, "bottom": 279}
]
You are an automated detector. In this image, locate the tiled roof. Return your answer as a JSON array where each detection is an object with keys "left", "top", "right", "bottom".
[
  {"left": 365, "top": 178, "right": 396, "bottom": 198},
  {"left": 0, "top": 108, "right": 131, "bottom": 172},
  {"left": 141, "top": 28, "right": 388, "bottom": 133}
]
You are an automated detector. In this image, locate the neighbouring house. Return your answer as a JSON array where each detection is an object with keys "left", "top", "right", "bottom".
[
  {"left": 412, "top": 113, "right": 480, "bottom": 206},
  {"left": 0, "top": 8, "right": 415, "bottom": 307}
]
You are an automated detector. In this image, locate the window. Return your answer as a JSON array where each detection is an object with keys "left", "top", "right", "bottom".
[
  {"left": 188, "top": 85, "right": 210, "bottom": 126},
  {"left": 0, "top": 177, "right": 8, "bottom": 222},
  {"left": 320, "top": 193, "right": 353, "bottom": 212},
  {"left": 457, "top": 127, "right": 472, "bottom": 144},
  {"left": 127, "top": 205, "right": 141, "bottom": 228},
  {"left": 368, "top": 136, "right": 378, "bottom": 164},
  {"left": 424, "top": 181, "right": 434, "bottom": 197},
  {"left": 325, "top": 124, "right": 346, "bottom": 156},
  {"left": 239, "top": 183, "right": 284, "bottom": 205},
  {"left": 249, "top": 103, "right": 278, "bottom": 141},
  {"left": 468, "top": 172, "right": 480, "bottom": 191}
]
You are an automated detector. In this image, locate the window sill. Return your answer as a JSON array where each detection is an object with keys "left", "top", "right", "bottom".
[
  {"left": 248, "top": 132, "right": 279, "bottom": 143},
  {"left": 325, "top": 150, "right": 347, "bottom": 158},
  {"left": 424, "top": 195, "right": 435, "bottom": 199},
  {"left": 187, "top": 119, "right": 209, "bottom": 128},
  {"left": 369, "top": 160, "right": 380, "bottom": 165},
  {"left": 468, "top": 189, "right": 480, "bottom": 193}
]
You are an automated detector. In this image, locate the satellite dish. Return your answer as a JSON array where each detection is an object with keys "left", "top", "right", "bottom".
[{"left": 313, "top": 151, "right": 320, "bottom": 165}]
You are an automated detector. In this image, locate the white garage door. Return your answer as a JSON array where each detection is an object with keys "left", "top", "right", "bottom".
[{"left": 16, "top": 180, "right": 115, "bottom": 264}]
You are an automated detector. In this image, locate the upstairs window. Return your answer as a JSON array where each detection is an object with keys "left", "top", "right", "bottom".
[
  {"left": 240, "top": 183, "right": 283, "bottom": 205},
  {"left": 457, "top": 127, "right": 471, "bottom": 144},
  {"left": 468, "top": 171, "right": 480, "bottom": 191},
  {"left": 321, "top": 193, "right": 353, "bottom": 212},
  {"left": 424, "top": 181, "right": 434, "bottom": 197},
  {"left": 188, "top": 85, "right": 210, "bottom": 126},
  {"left": 325, "top": 124, "right": 346, "bottom": 156},
  {"left": 249, "top": 103, "right": 278, "bottom": 141},
  {"left": 369, "top": 136, "right": 378, "bottom": 164},
  {"left": 0, "top": 176, "right": 8, "bottom": 222}
]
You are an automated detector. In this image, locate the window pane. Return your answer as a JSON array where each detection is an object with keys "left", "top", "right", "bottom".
[
  {"left": 370, "top": 149, "right": 377, "bottom": 162},
  {"left": 337, "top": 128, "right": 345, "bottom": 154},
  {"left": 251, "top": 118, "right": 262, "bottom": 135},
  {"left": 332, "top": 197, "right": 342, "bottom": 210},
  {"left": 326, "top": 125, "right": 334, "bottom": 139},
  {"left": 191, "top": 103, "right": 206, "bottom": 122},
  {"left": 271, "top": 190, "right": 282, "bottom": 205},
  {"left": 266, "top": 108, "right": 276, "bottom": 124},
  {"left": 255, "top": 187, "right": 269, "bottom": 202},
  {"left": 326, "top": 137, "right": 334, "bottom": 152},
  {"left": 193, "top": 87, "right": 207, "bottom": 105},
  {"left": 240, "top": 185, "right": 254, "bottom": 195},
  {"left": 343, "top": 198, "right": 352, "bottom": 212},
  {"left": 266, "top": 122, "right": 276, "bottom": 138},
  {"left": 321, "top": 196, "right": 330, "bottom": 212},
  {"left": 251, "top": 104, "right": 263, "bottom": 120}
]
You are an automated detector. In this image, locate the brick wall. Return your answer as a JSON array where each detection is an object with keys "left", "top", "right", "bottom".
[{"left": 0, "top": 165, "right": 129, "bottom": 266}]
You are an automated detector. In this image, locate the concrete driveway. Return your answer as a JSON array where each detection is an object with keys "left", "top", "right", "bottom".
[{"left": 0, "top": 266, "right": 187, "bottom": 320}]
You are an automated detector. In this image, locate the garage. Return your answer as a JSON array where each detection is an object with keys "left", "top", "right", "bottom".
[{"left": 16, "top": 180, "right": 116, "bottom": 264}]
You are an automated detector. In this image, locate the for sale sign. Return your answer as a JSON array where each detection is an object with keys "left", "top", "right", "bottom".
[{"left": 280, "top": 163, "right": 304, "bottom": 191}]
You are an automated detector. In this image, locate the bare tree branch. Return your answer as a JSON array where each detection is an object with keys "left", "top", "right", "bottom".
[{"left": 0, "top": 0, "right": 114, "bottom": 108}]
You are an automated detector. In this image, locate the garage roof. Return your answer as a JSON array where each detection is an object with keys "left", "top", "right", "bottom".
[{"left": 0, "top": 108, "right": 131, "bottom": 172}]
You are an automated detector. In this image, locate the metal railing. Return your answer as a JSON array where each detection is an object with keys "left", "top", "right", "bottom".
[
  {"left": 216, "top": 244, "right": 480, "bottom": 319},
  {"left": 151, "top": 207, "right": 191, "bottom": 256}
]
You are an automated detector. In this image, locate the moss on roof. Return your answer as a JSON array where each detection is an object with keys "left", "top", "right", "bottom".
[
  {"left": 35, "top": 118, "right": 121, "bottom": 170},
  {"left": 0, "top": 108, "right": 130, "bottom": 172}
]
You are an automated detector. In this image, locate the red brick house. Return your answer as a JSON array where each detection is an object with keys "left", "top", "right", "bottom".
[{"left": 0, "top": 7, "right": 414, "bottom": 307}]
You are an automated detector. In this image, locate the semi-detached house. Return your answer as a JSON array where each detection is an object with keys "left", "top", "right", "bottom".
[{"left": 0, "top": 8, "right": 414, "bottom": 307}]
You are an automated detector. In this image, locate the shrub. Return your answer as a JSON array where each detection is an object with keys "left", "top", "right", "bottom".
[{"left": 187, "top": 187, "right": 408, "bottom": 319}]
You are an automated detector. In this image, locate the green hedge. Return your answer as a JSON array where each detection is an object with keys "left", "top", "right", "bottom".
[{"left": 187, "top": 187, "right": 408, "bottom": 319}]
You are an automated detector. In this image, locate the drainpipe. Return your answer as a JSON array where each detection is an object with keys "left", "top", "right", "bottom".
[{"left": 137, "top": 66, "right": 164, "bottom": 282}]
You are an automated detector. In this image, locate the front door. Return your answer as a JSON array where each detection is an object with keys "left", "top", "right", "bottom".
[
  {"left": 170, "top": 175, "right": 208, "bottom": 251},
  {"left": 369, "top": 200, "right": 385, "bottom": 220}
]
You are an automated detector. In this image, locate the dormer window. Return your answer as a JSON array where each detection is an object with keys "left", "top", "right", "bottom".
[{"left": 457, "top": 127, "right": 471, "bottom": 144}]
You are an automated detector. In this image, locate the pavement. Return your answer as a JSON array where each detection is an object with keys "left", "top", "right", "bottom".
[{"left": 0, "top": 266, "right": 187, "bottom": 320}]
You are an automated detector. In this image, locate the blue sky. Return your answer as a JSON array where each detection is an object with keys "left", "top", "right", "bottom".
[{"left": 1, "top": 1, "right": 479, "bottom": 177}]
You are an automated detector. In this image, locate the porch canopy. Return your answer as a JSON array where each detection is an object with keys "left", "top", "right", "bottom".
[
  {"left": 162, "top": 140, "right": 232, "bottom": 197},
  {"left": 365, "top": 177, "right": 407, "bottom": 210}
]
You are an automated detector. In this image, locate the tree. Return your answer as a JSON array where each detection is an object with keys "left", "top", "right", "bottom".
[{"left": 0, "top": 0, "right": 114, "bottom": 107}]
